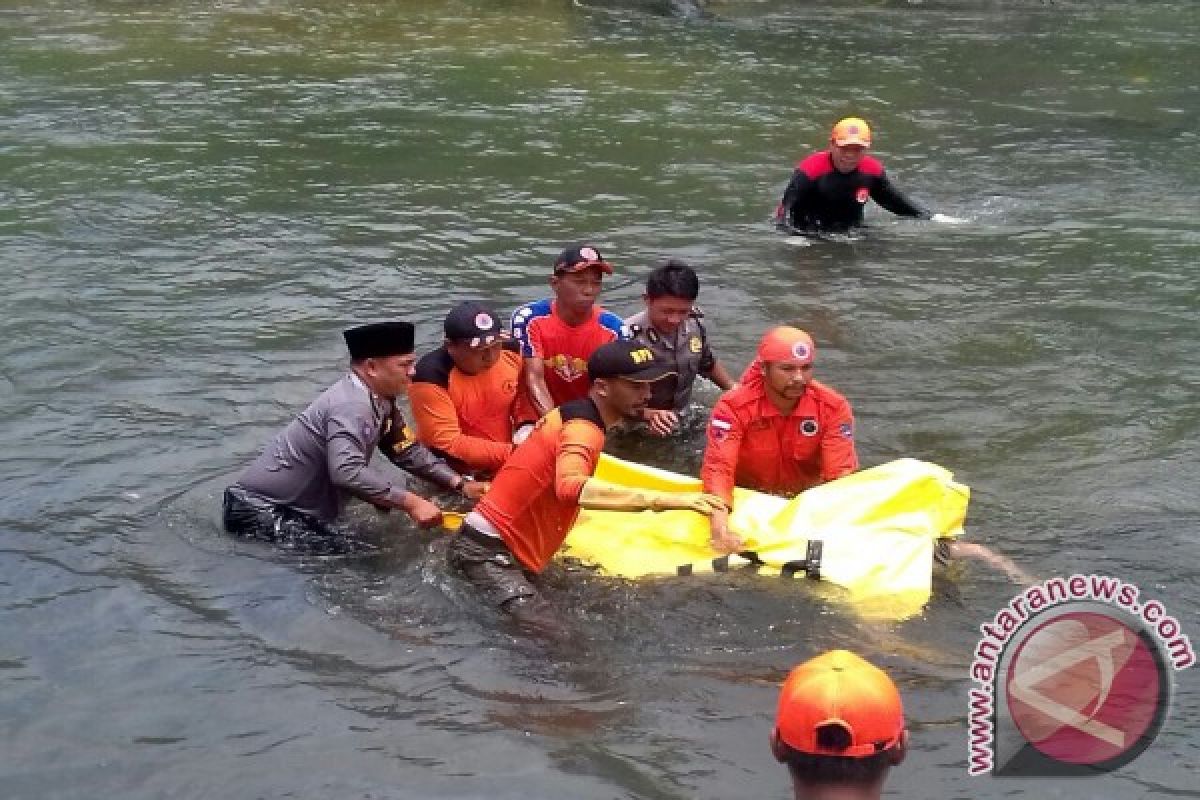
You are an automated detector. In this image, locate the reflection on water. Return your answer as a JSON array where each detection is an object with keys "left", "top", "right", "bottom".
[{"left": 1, "top": 1, "right": 1198, "bottom": 798}]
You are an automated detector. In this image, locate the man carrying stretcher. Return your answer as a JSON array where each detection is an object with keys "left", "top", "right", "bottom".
[
  {"left": 448, "top": 340, "right": 726, "bottom": 634},
  {"left": 701, "top": 327, "right": 858, "bottom": 554},
  {"left": 701, "top": 326, "right": 1031, "bottom": 583}
]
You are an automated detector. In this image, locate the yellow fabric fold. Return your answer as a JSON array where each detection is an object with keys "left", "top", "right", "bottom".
[{"left": 562, "top": 454, "right": 969, "bottom": 619}]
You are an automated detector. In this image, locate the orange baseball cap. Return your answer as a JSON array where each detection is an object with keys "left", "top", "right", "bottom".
[
  {"left": 831, "top": 117, "right": 872, "bottom": 147},
  {"left": 775, "top": 650, "right": 904, "bottom": 757},
  {"left": 757, "top": 326, "right": 815, "bottom": 366}
]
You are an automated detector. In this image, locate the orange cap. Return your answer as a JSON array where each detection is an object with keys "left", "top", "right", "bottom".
[
  {"left": 776, "top": 650, "right": 904, "bottom": 757},
  {"left": 831, "top": 117, "right": 872, "bottom": 147},
  {"left": 757, "top": 326, "right": 815, "bottom": 366}
]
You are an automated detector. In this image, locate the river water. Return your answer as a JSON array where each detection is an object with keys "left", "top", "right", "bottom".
[{"left": 2, "top": 1, "right": 1197, "bottom": 797}]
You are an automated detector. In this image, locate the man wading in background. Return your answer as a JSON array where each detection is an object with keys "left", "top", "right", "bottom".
[
  {"left": 775, "top": 116, "right": 961, "bottom": 235},
  {"left": 224, "top": 321, "right": 486, "bottom": 547}
]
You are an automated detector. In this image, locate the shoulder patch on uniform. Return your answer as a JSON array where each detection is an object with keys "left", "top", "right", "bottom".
[
  {"left": 838, "top": 421, "right": 853, "bottom": 439},
  {"left": 561, "top": 397, "right": 605, "bottom": 428},
  {"left": 710, "top": 415, "right": 733, "bottom": 442}
]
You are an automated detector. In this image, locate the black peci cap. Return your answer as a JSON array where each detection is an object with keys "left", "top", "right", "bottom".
[
  {"left": 587, "top": 340, "right": 677, "bottom": 383},
  {"left": 343, "top": 321, "right": 415, "bottom": 360},
  {"left": 443, "top": 301, "right": 504, "bottom": 346}
]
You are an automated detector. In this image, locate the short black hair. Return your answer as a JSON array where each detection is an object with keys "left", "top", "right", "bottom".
[
  {"left": 777, "top": 731, "right": 894, "bottom": 787},
  {"left": 645, "top": 259, "right": 700, "bottom": 301}
]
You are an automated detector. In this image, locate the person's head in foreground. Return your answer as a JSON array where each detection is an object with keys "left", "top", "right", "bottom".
[{"left": 772, "top": 649, "right": 909, "bottom": 800}]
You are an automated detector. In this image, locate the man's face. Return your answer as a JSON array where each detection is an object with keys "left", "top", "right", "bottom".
[
  {"left": 367, "top": 353, "right": 417, "bottom": 398},
  {"left": 830, "top": 142, "right": 867, "bottom": 174},
  {"left": 602, "top": 377, "right": 653, "bottom": 420},
  {"left": 644, "top": 294, "right": 693, "bottom": 336},
  {"left": 551, "top": 266, "right": 604, "bottom": 315},
  {"left": 446, "top": 339, "right": 503, "bottom": 376},
  {"left": 763, "top": 361, "right": 812, "bottom": 400}
]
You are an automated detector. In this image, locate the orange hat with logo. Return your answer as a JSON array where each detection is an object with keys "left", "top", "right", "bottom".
[
  {"left": 775, "top": 650, "right": 905, "bottom": 757},
  {"left": 757, "top": 326, "right": 816, "bottom": 366},
  {"left": 831, "top": 117, "right": 872, "bottom": 148}
]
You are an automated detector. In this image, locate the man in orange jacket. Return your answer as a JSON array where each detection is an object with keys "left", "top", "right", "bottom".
[
  {"left": 701, "top": 327, "right": 1031, "bottom": 581},
  {"left": 701, "top": 326, "right": 858, "bottom": 552},
  {"left": 409, "top": 301, "right": 537, "bottom": 476},
  {"left": 448, "top": 340, "right": 726, "bottom": 635}
]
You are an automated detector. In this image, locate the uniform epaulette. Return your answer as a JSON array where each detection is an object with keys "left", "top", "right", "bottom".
[
  {"left": 560, "top": 397, "right": 605, "bottom": 428},
  {"left": 412, "top": 348, "right": 454, "bottom": 388}
]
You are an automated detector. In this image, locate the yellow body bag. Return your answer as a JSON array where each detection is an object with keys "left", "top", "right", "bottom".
[{"left": 562, "top": 454, "right": 969, "bottom": 618}]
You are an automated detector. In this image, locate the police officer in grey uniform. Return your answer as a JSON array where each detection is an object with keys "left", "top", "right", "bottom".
[
  {"left": 223, "top": 321, "right": 488, "bottom": 546},
  {"left": 624, "top": 260, "right": 736, "bottom": 436}
]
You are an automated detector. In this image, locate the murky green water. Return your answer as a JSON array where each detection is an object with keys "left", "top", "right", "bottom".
[{"left": 2, "top": 1, "right": 1197, "bottom": 797}]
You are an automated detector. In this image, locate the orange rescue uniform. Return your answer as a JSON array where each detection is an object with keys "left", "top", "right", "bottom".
[
  {"left": 409, "top": 346, "right": 536, "bottom": 474},
  {"left": 473, "top": 398, "right": 606, "bottom": 573},
  {"left": 701, "top": 379, "right": 858, "bottom": 503}
]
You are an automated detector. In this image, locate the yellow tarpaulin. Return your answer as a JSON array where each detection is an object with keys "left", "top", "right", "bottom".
[{"left": 562, "top": 454, "right": 969, "bottom": 618}]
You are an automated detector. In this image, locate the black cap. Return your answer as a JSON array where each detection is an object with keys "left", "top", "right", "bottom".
[
  {"left": 343, "top": 321, "right": 415, "bottom": 360},
  {"left": 587, "top": 340, "right": 677, "bottom": 383},
  {"left": 554, "top": 244, "right": 614, "bottom": 275},
  {"left": 444, "top": 301, "right": 504, "bottom": 346}
]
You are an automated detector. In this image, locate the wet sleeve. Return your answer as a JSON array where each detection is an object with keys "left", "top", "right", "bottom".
[
  {"left": 777, "top": 169, "right": 813, "bottom": 227},
  {"left": 700, "top": 397, "right": 743, "bottom": 505},
  {"left": 325, "top": 405, "right": 407, "bottom": 505},
  {"left": 819, "top": 396, "right": 859, "bottom": 482},
  {"left": 553, "top": 420, "right": 605, "bottom": 503},
  {"left": 511, "top": 362, "right": 541, "bottom": 428},
  {"left": 409, "top": 382, "right": 514, "bottom": 473},
  {"left": 870, "top": 171, "right": 930, "bottom": 219},
  {"left": 382, "top": 407, "right": 462, "bottom": 490}
]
